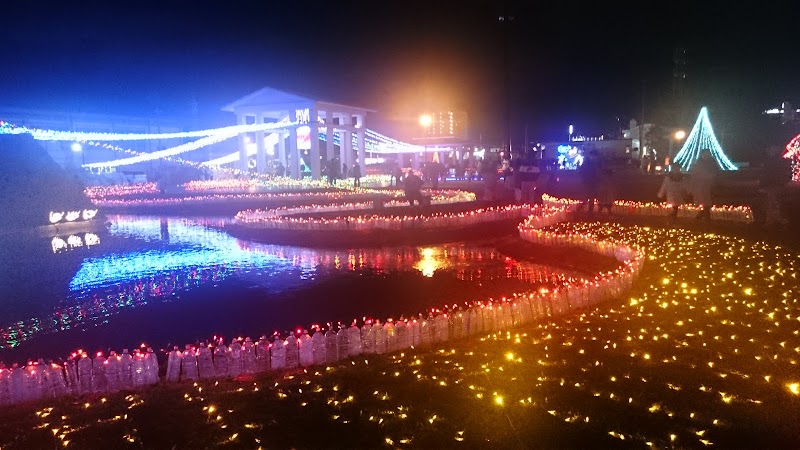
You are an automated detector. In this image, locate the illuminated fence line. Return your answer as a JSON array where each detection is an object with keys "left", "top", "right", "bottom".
[
  {"left": 0, "top": 206, "right": 643, "bottom": 405},
  {"left": 541, "top": 194, "right": 754, "bottom": 223},
  {"left": 236, "top": 190, "right": 476, "bottom": 221},
  {"left": 92, "top": 192, "right": 350, "bottom": 209},
  {"left": 84, "top": 182, "right": 160, "bottom": 199},
  {"left": 91, "top": 189, "right": 380, "bottom": 208},
  {"left": 271, "top": 195, "right": 475, "bottom": 217},
  {"left": 183, "top": 178, "right": 329, "bottom": 192},
  {"left": 234, "top": 202, "right": 525, "bottom": 232},
  {"left": 90, "top": 187, "right": 472, "bottom": 209},
  {"left": 85, "top": 177, "right": 392, "bottom": 206},
  {"left": 181, "top": 174, "right": 393, "bottom": 193}
]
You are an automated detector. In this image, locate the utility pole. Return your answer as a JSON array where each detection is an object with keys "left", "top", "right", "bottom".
[
  {"left": 500, "top": 3, "right": 514, "bottom": 156},
  {"left": 641, "top": 80, "right": 646, "bottom": 165},
  {"left": 524, "top": 123, "right": 528, "bottom": 155}
]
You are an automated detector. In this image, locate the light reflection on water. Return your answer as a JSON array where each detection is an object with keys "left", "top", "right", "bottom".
[
  {"left": 0, "top": 215, "right": 575, "bottom": 352},
  {"left": 70, "top": 216, "right": 312, "bottom": 292}
]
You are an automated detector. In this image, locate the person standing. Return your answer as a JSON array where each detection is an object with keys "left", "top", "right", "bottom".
[
  {"left": 760, "top": 146, "right": 791, "bottom": 228},
  {"left": 517, "top": 157, "right": 538, "bottom": 204},
  {"left": 658, "top": 163, "right": 688, "bottom": 222},
  {"left": 596, "top": 168, "right": 617, "bottom": 214},
  {"left": 403, "top": 170, "right": 424, "bottom": 206},
  {"left": 578, "top": 149, "right": 601, "bottom": 213},
  {"left": 352, "top": 162, "right": 362, "bottom": 188},
  {"left": 430, "top": 160, "right": 441, "bottom": 189},
  {"left": 532, "top": 160, "right": 551, "bottom": 205},
  {"left": 690, "top": 150, "right": 717, "bottom": 220},
  {"left": 481, "top": 158, "right": 499, "bottom": 201},
  {"left": 392, "top": 163, "right": 403, "bottom": 187},
  {"left": 324, "top": 159, "right": 336, "bottom": 186}
]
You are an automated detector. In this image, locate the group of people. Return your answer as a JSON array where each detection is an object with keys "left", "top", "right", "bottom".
[
  {"left": 388, "top": 161, "right": 443, "bottom": 191},
  {"left": 656, "top": 152, "right": 717, "bottom": 221},
  {"left": 388, "top": 166, "right": 426, "bottom": 206},
  {"left": 576, "top": 146, "right": 793, "bottom": 228},
  {"left": 502, "top": 155, "right": 553, "bottom": 205},
  {"left": 423, "top": 161, "right": 445, "bottom": 189},
  {"left": 578, "top": 149, "right": 725, "bottom": 220},
  {"left": 577, "top": 150, "right": 617, "bottom": 214},
  {"left": 402, "top": 170, "right": 425, "bottom": 206},
  {"left": 323, "top": 158, "right": 362, "bottom": 187}
]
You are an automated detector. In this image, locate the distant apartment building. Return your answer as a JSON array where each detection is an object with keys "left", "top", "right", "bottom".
[{"left": 423, "top": 110, "right": 469, "bottom": 140}]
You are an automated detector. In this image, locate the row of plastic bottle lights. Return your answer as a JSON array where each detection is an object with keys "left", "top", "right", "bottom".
[
  {"left": 541, "top": 195, "right": 752, "bottom": 223},
  {"left": 237, "top": 205, "right": 538, "bottom": 230},
  {"left": 0, "top": 205, "right": 642, "bottom": 405},
  {"left": 0, "top": 348, "right": 158, "bottom": 406},
  {"left": 162, "top": 262, "right": 632, "bottom": 383}
]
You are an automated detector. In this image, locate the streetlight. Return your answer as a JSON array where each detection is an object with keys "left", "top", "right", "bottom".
[
  {"left": 568, "top": 124, "right": 573, "bottom": 142},
  {"left": 667, "top": 130, "right": 686, "bottom": 165},
  {"left": 419, "top": 114, "right": 432, "bottom": 128},
  {"left": 71, "top": 142, "right": 84, "bottom": 166}
]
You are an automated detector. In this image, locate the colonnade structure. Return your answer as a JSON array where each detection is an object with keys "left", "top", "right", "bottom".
[
  {"left": 221, "top": 87, "right": 370, "bottom": 179},
  {"left": 0, "top": 86, "right": 466, "bottom": 178}
]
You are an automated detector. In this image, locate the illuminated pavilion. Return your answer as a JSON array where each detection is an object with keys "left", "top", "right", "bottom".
[{"left": 221, "top": 87, "right": 373, "bottom": 179}]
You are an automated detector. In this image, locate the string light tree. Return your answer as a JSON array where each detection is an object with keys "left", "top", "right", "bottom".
[
  {"left": 784, "top": 133, "right": 800, "bottom": 182},
  {"left": 672, "top": 106, "right": 738, "bottom": 171}
]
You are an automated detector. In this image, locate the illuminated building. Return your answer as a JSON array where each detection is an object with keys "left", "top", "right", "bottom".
[
  {"left": 221, "top": 87, "right": 374, "bottom": 178},
  {"left": 622, "top": 119, "right": 654, "bottom": 158},
  {"left": 421, "top": 111, "right": 468, "bottom": 140},
  {"left": 401, "top": 111, "right": 479, "bottom": 171},
  {"left": 1, "top": 92, "right": 484, "bottom": 180},
  {"left": 539, "top": 137, "right": 632, "bottom": 168}
]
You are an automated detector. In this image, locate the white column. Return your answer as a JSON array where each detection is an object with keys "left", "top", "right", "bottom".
[
  {"left": 256, "top": 114, "right": 267, "bottom": 175},
  {"left": 290, "top": 126, "right": 301, "bottom": 179},
  {"left": 356, "top": 115, "right": 366, "bottom": 172},
  {"left": 277, "top": 131, "right": 286, "bottom": 169},
  {"left": 237, "top": 114, "right": 248, "bottom": 173},
  {"left": 346, "top": 128, "right": 354, "bottom": 169},
  {"left": 358, "top": 129, "right": 366, "bottom": 171},
  {"left": 340, "top": 115, "right": 351, "bottom": 170},
  {"left": 309, "top": 107, "right": 320, "bottom": 179},
  {"left": 341, "top": 128, "right": 351, "bottom": 172},
  {"left": 325, "top": 113, "right": 335, "bottom": 162}
]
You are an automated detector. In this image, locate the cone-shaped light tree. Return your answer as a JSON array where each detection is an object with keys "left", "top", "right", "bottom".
[{"left": 673, "top": 107, "right": 738, "bottom": 171}]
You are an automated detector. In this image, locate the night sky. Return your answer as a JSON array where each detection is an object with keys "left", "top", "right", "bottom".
[{"left": 2, "top": 0, "right": 799, "bottom": 160}]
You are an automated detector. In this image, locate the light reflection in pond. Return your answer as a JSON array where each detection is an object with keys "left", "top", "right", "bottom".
[{"left": 0, "top": 215, "right": 578, "bottom": 353}]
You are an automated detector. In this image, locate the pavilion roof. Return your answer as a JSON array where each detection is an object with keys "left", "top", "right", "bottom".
[{"left": 221, "top": 86, "right": 375, "bottom": 116}]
